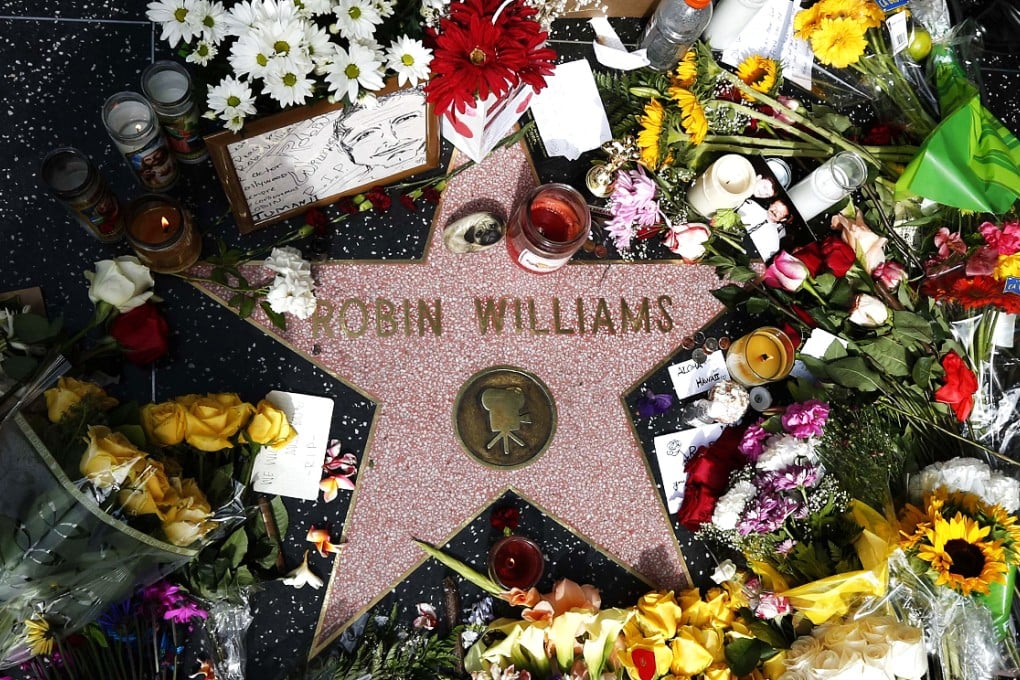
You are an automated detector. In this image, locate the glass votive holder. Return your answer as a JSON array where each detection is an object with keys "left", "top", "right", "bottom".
[
  {"left": 487, "top": 535, "right": 545, "bottom": 590},
  {"left": 686, "top": 154, "right": 757, "bottom": 218},
  {"left": 125, "top": 194, "right": 201, "bottom": 273},
  {"left": 141, "top": 61, "right": 208, "bottom": 164},
  {"left": 506, "top": 183, "right": 591, "bottom": 274},
  {"left": 102, "top": 91, "right": 179, "bottom": 192},
  {"left": 724, "top": 326, "right": 796, "bottom": 387},
  {"left": 40, "top": 147, "right": 125, "bottom": 243},
  {"left": 786, "top": 151, "right": 867, "bottom": 223}
]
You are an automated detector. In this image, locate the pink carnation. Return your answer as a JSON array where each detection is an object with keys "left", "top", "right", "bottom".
[
  {"left": 754, "top": 591, "right": 791, "bottom": 619},
  {"left": 781, "top": 400, "right": 829, "bottom": 438},
  {"left": 738, "top": 421, "right": 769, "bottom": 461},
  {"left": 980, "top": 220, "right": 1020, "bottom": 256}
]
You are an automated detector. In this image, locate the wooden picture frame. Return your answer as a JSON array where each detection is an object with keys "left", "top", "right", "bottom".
[{"left": 206, "top": 79, "right": 440, "bottom": 234}]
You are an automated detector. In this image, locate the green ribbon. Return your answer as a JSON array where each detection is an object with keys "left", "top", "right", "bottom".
[
  {"left": 895, "top": 44, "right": 1020, "bottom": 214},
  {"left": 977, "top": 562, "right": 1017, "bottom": 639}
]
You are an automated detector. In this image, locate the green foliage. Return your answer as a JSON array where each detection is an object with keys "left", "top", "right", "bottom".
[{"left": 592, "top": 68, "right": 669, "bottom": 139}]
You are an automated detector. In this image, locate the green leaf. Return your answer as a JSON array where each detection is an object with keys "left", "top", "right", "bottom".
[
  {"left": 271, "top": 495, "right": 289, "bottom": 539},
  {"left": 725, "top": 638, "right": 768, "bottom": 676},
  {"left": 107, "top": 401, "right": 140, "bottom": 428},
  {"left": 211, "top": 268, "right": 229, "bottom": 286},
  {"left": 1, "top": 354, "right": 38, "bottom": 382},
  {"left": 813, "top": 273, "right": 837, "bottom": 296},
  {"left": 890, "top": 310, "right": 934, "bottom": 346},
  {"left": 912, "top": 355, "right": 935, "bottom": 388},
  {"left": 116, "top": 424, "right": 147, "bottom": 449},
  {"left": 860, "top": 336, "right": 911, "bottom": 377},
  {"left": 414, "top": 540, "right": 503, "bottom": 595},
  {"left": 745, "top": 296, "right": 771, "bottom": 315},
  {"left": 238, "top": 295, "right": 256, "bottom": 319},
  {"left": 222, "top": 526, "right": 249, "bottom": 569},
  {"left": 711, "top": 284, "right": 750, "bottom": 309},
  {"left": 747, "top": 620, "right": 788, "bottom": 649},
  {"left": 826, "top": 357, "right": 882, "bottom": 391},
  {"left": 12, "top": 313, "right": 56, "bottom": 343},
  {"left": 727, "top": 266, "right": 758, "bottom": 283},
  {"left": 822, "top": 339, "right": 849, "bottom": 361},
  {"left": 261, "top": 301, "right": 287, "bottom": 330}
]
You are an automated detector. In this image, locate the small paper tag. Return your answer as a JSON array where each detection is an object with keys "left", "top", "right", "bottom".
[
  {"left": 875, "top": 0, "right": 909, "bottom": 11},
  {"left": 1004, "top": 277, "right": 1020, "bottom": 295},
  {"left": 800, "top": 328, "right": 849, "bottom": 359},
  {"left": 654, "top": 425, "right": 726, "bottom": 513},
  {"left": 251, "top": 391, "right": 335, "bottom": 501},
  {"left": 887, "top": 11, "right": 909, "bottom": 54},
  {"left": 668, "top": 350, "right": 729, "bottom": 400}
]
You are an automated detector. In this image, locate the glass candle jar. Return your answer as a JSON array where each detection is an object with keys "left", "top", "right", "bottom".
[
  {"left": 102, "top": 91, "right": 179, "bottom": 192},
  {"left": 786, "top": 151, "right": 868, "bottom": 223},
  {"left": 125, "top": 194, "right": 201, "bottom": 273},
  {"left": 141, "top": 61, "right": 208, "bottom": 164},
  {"left": 724, "top": 326, "right": 796, "bottom": 387},
  {"left": 487, "top": 535, "right": 545, "bottom": 590},
  {"left": 40, "top": 147, "right": 125, "bottom": 243},
  {"left": 686, "top": 154, "right": 757, "bottom": 217},
  {"left": 506, "top": 183, "right": 591, "bottom": 274}
]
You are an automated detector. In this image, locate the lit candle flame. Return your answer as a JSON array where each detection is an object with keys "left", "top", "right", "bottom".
[{"left": 161, "top": 216, "right": 170, "bottom": 234}]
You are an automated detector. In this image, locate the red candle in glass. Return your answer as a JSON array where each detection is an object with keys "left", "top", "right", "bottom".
[
  {"left": 125, "top": 194, "right": 201, "bottom": 273},
  {"left": 487, "top": 536, "right": 545, "bottom": 590},
  {"left": 506, "top": 183, "right": 590, "bottom": 274}
]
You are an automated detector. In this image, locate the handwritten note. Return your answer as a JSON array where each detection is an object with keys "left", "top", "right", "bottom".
[
  {"left": 654, "top": 425, "right": 725, "bottom": 514},
  {"left": 668, "top": 350, "right": 729, "bottom": 400},
  {"left": 251, "top": 391, "right": 335, "bottom": 501},
  {"left": 721, "top": 0, "right": 814, "bottom": 92}
]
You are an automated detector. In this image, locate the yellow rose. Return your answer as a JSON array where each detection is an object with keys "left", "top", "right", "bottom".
[
  {"left": 80, "top": 426, "right": 145, "bottom": 490},
  {"left": 669, "top": 629, "right": 715, "bottom": 676},
  {"left": 45, "top": 377, "right": 118, "bottom": 423},
  {"left": 241, "top": 399, "right": 297, "bottom": 448},
  {"left": 118, "top": 459, "right": 171, "bottom": 516},
  {"left": 619, "top": 635, "right": 672, "bottom": 680},
  {"left": 160, "top": 477, "right": 214, "bottom": 546},
  {"left": 140, "top": 402, "right": 187, "bottom": 446},
  {"left": 176, "top": 393, "right": 254, "bottom": 451},
  {"left": 635, "top": 590, "right": 683, "bottom": 639}
]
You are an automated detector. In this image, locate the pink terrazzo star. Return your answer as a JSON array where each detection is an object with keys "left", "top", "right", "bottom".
[{"left": 198, "top": 140, "right": 724, "bottom": 656}]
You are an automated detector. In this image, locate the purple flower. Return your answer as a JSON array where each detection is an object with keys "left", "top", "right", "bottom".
[
  {"left": 141, "top": 580, "right": 182, "bottom": 615},
  {"left": 636, "top": 389, "right": 673, "bottom": 418},
  {"left": 738, "top": 420, "right": 770, "bottom": 461},
  {"left": 772, "top": 464, "right": 822, "bottom": 491},
  {"left": 776, "top": 538, "right": 797, "bottom": 555},
  {"left": 163, "top": 599, "right": 208, "bottom": 624},
  {"left": 606, "top": 167, "right": 660, "bottom": 251},
  {"left": 781, "top": 400, "right": 830, "bottom": 439}
]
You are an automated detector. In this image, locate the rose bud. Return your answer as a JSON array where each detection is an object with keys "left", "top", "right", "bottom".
[
  {"left": 873, "top": 260, "right": 907, "bottom": 289},
  {"left": 762, "top": 251, "right": 810, "bottom": 291},
  {"left": 663, "top": 222, "right": 711, "bottom": 262},
  {"left": 848, "top": 293, "right": 889, "bottom": 327}
]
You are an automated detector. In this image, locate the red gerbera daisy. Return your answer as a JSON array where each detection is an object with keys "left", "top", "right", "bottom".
[{"left": 949, "top": 275, "right": 1001, "bottom": 309}]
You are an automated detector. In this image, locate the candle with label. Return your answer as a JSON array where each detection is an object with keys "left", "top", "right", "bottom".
[
  {"left": 506, "top": 183, "right": 591, "bottom": 274},
  {"left": 125, "top": 194, "right": 201, "bottom": 273},
  {"left": 141, "top": 61, "right": 207, "bottom": 164},
  {"left": 487, "top": 535, "right": 545, "bottom": 590},
  {"left": 725, "top": 326, "right": 796, "bottom": 386},
  {"left": 685, "top": 154, "right": 756, "bottom": 217},
  {"left": 40, "top": 147, "right": 125, "bottom": 242},
  {"left": 102, "top": 91, "right": 179, "bottom": 191},
  {"left": 786, "top": 151, "right": 868, "bottom": 222}
]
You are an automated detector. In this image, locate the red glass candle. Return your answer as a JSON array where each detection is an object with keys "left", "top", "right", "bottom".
[
  {"left": 487, "top": 535, "right": 545, "bottom": 590},
  {"left": 125, "top": 194, "right": 201, "bottom": 273},
  {"left": 506, "top": 183, "right": 590, "bottom": 274}
]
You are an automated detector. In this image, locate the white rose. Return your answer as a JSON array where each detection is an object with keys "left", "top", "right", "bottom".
[
  {"left": 710, "top": 559, "right": 737, "bottom": 584},
  {"left": 712, "top": 480, "right": 756, "bottom": 530},
  {"left": 84, "top": 256, "right": 154, "bottom": 312},
  {"left": 264, "top": 245, "right": 311, "bottom": 275},
  {"left": 787, "top": 635, "right": 823, "bottom": 671},
  {"left": 886, "top": 624, "right": 926, "bottom": 680},
  {"left": 848, "top": 293, "right": 889, "bottom": 327},
  {"left": 861, "top": 641, "right": 891, "bottom": 674},
  {"left": 756, "top": 434, "right": 817, "bottom": 471}
]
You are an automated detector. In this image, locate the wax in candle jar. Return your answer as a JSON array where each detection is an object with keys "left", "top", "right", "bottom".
[
  {"left": 487, "top": 536, "right": 544, "bottom": 590},
  {"left": 725, "top": 326, "right": 796, "bottom": 387},
  {"left": 126, "top": 195, "right": 200, "bottom": 273},
  {"left": 745, "top": 333, "right": 786, "bottom": 379}
]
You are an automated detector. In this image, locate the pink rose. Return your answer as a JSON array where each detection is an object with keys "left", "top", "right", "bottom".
[
  {"left": 754, "top": 592, "right": 791, "bottom": 619},
  {"left": 762, "top": 251, "right": 810, "bottom": 291},
  {"left": 873, "top": 260, "right": 906, "bottom": 289},
  {"left": 663, "top": 222, "right": 710, "bottom": 262},
  {"left": 832, "top": 212, "right": 886, "bottom": 274},
  {"left": 980, "top": 220, "right": 1020, "bottom": 256}
]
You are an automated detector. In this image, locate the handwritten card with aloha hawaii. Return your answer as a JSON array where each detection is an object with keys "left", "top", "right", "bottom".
[{"left": 667, "top": 350, "right": 729, "bottom": 400}]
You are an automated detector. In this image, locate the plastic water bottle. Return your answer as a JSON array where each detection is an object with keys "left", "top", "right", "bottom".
[{"left": 639, "top": 0, "right": 713, "bottom": 72}]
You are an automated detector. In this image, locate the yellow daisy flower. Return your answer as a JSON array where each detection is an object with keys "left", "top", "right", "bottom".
[
  {"left": 916, "top": 512, "right": 1009, "bottom": 596},
  {"left": 637, "top": 98, "right": 667, "bottom": 169},
  {"left": 672, "top": 48, "right": 698, "bottom": 88},
  {"left": 25, "top": 615, "right": 56, "bottom": 657},
  {"left": 810, "top": 16, "right": 869, "bottom": 68},
  {"left": 668, "top": 87, "right": 708, "bottom": 145},
  {"left": 793, "top": 3, "right": 823, "bottom": 40},
  {"left": 994, "top": 253, "right": 1020, "bottom": 280},
  {"left": 736, "top": 55, "right": 780, "bottom": 99}
]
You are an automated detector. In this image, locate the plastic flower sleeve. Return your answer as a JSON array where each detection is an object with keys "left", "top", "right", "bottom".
[
  {"left": 204, "top": 596, "right": 255, "bottom": 680},
  {"left": 0, "top": 410, "right": 246, "bottom": 667}
]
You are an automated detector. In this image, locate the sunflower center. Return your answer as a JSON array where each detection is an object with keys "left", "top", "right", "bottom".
[
  {"left": 945, "top": 538, "right": 985, "bottom": 578},
  {"left": 469, "top": 47, "right": 487, "bottom": 65},
  {"left": 747, "top": 67, "right": 769, "bottom": 84}
]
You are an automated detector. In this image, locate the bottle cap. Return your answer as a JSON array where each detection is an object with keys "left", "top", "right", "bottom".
[{"left": 685, "top": 0, "right": 711, "bottom": 8}]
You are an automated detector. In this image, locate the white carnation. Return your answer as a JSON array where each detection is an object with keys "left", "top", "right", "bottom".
[
  {"left": 712, "top": 480, "right": 756, "bottom": 530},
  {"left": 756, "top": 433, "right": 818, "bottom": 472},
  {"left": 265, "top": 245, "right": 312, "bottom": 275},
  {"left": 910, "top": 457, "right": 1020, "bottom": 513}
]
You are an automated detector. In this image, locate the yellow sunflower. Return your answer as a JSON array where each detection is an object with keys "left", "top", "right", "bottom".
[
  {"left": 897, "top": 503, "right": 929, "bottom": 549},
  {"left": 988, "top": 504, "right": 1020, "bottom": 551},
  {"left": 667, "top": 87, "right": 708, "bottom": 145},
  {"left": 994, "top": 253, "right": 1020, "bottom": 280},
  {"left": 637, "top": 98, "right": 667, "bottom": 169},
  {"left": 25, "top": 615, "right": 56, "bottom": 657},
  {"left": 736, "top": 55, "right": 780, "bottom": 99},
  {"left": 810, "top": 16, "right": 869, "bottom": 68},
  {"left": 916, "top": 512, "right": 1009, "bottom": 596},
  {"left": 672, "top": 48, "right": 698, "bottom": 88}
]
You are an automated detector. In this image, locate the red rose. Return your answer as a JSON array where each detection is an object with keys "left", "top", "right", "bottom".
[
  {"left": 821, "top": 236, "right": 855, "bottom": 277},
  {"left": 934, "top": 351, "right": 978, "bottom": 422},
  {"left": 491, "top": 506, "right": 520, "bottom": 533},
  {"left": 304, "top": 207, "right": 328, "bottom": 235},
  {"left": 109, "top": 302, "right": 170, "bottom": 366},
  {"left": 676, "top": 427, "right": 747, "bottom": 532},
  {"left": 791, "top": 304, "right": 817, "bottom": 328},
  {"left": 791, "top": 242, "right": 823, "bottom": 277}
]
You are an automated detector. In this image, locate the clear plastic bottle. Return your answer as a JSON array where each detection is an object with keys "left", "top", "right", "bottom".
[{"left": 639, "top": 0, "right": 713, "bottom": 72}]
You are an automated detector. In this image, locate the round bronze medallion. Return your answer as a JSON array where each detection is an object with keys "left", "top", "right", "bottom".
[{"left": 453, "top": 365, "right": 557, "bottom": 469}]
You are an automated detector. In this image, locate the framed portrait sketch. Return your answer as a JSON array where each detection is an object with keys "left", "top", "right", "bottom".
[{"left": 206, "top": 79, "right": 440, "bottom": 234}]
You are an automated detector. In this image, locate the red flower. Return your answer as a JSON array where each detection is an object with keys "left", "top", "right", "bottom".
[
  {"left": 491, "top": 506, "right": 520, "bottom": 532},
  {"left": 337, "top": 197, "right": 359, "bottom": 214},
  {"left": 791, "top": 304, "right": 817, "bottom": 328},
  {"left": 365, "top": 187, "right": 392, "bottom": 212},
  {"left": 950, "top": 275, "right": 1002, "bottom": 310},
  {"left": 791, "top": 242, "right": 823, "bottom": 277},
  {"left": 821, "top": 236, "right": 855, "bottom": 277},
  {"left": 425, "top": 0, "right": 556, "bottom": 117},
  {"left": 400, "top": 194, "right": 418, "bottom": 212},
  {"left": 676, "top": 427, "right": 746, "bottom": 531},
  {"left": 304, "top": 207, "right": 329, "bottom": 236},
  {"left": 631, "top": 648, "right": 657, "bottom": 680},
  {"left": 422, "top": 186, "right": 442, "bottom": 204},
  {"left": 109, "top": 302, "right": 170, "bottom": 366},
  {"left": 934, "top": 351, "right": 978, "bottom": 422}
]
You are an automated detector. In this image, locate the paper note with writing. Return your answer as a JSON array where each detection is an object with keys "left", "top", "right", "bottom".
[
  {"left": 529, "top": 60, "right": 612, "bottom": 161},
  {"left": 654, "top": 425, "right": 725, "bottom": 514},
  {"left": 668, "top": 350, "right": 729, "bottom": 400},
  {"left": 721, "top": 0, "right": 813, "bottom": 92},
  {"left": 251, "top": 391, "right": 334, "bottom": 501}
]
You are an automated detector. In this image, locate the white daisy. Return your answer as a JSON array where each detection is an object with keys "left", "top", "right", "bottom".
[
  {"left": 224, "top": 113, "right": 246, "bottom": 132},
  {"left": 386, "top": 35, "right": 432, "bottom": 86},
  {"left": 372, "top": 0, "right": 396, "bottom": 19},
  {"left": 147, "top": 0, "right": 203, "bottom": 47},
  {"left": 332, "top": 0, "right": 383, "bottom": 41},
  {"left": 295, "top": 0, "right": 333, "bottom": 17},
  {"left": 303, "top": 23, "right": 336, "bottom": 71},
  {"left": 254, "top": 0, "right": 302, "bottom": 23},
  {"left": 186, "top": 39, "right": 219, "bottom": 65},
  {"left": 253, "top": 16, "right": 308, "bottom": 65},
  {"left": 223, "top": 0, "right": 259, "bottom": 36},
  {"left": 192, "top": 0, "right": 229, "bottom": 44},
  {"left": 206, "top": 74, "right": 258, "bottom": 121},
  {"left": 264, "top": 62, "right": 316, "bottom": 107},
  {"left": 350, "top": 35, "right": 383, "bottom": 53},
  {"left": 418, "top": 0, "right": 449, "bottom": 27},
  {"left": 229, "top": 30, "right": 274, "bottom": 79},
  {"left": 324, "top": 43, "right": 384, "bottom": 103}
]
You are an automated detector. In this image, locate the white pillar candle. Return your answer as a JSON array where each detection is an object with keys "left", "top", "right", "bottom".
[
  {"left": 786, "top": 151, "right": 867, "bottom": 222},
  {"left": 703, "top": 0, "right": 766, "bottom": 50},
  {"left": 686, "top": 154, "right": 756, "bottom": 217}
]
